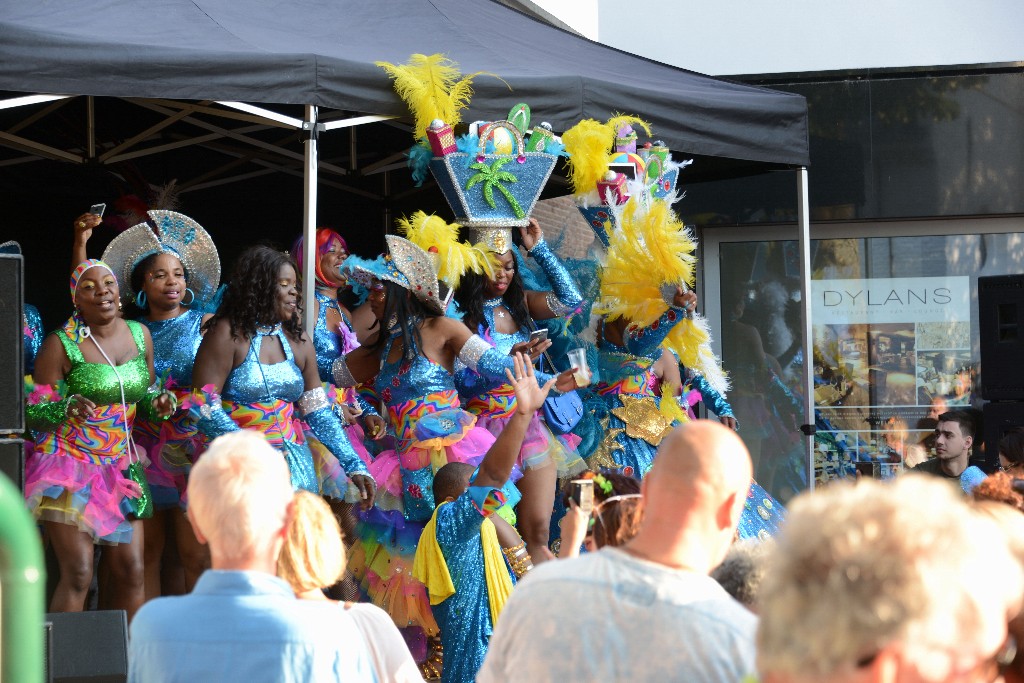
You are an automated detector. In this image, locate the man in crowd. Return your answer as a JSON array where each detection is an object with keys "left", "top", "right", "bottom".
[
  {"left": 478, "top": 421, "right": 758, "bottom": 683},
  {"left": 757, "top": 476, "right": 1023, "bottom": 683},
  {"left": 912, "top": 410, "right": 986, "bottom": 491},
  {"left": 128, "top": 430, "right": 376, "bottom": 683}
]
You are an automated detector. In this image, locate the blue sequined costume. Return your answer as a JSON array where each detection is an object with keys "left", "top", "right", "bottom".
[
  {"left": 350, "top": 330, "right": 519, "bottom": 640},
  {"left": 23, "top": 304, "right": 44, "bottom": 375},
  {"left": 311, "top": 291, "right": 376, "bottom": 465},
  {"left": 136, "top": 309, "right": 205, "bottom": 509},
  {"left": 432, "top": 486, "right": 516, "bottom": 683},
  {"left": 192, "top": 327, "right": 367, "bottom": 496}
]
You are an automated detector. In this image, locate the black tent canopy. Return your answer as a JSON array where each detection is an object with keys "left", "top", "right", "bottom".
[
  {"left": 0, "top": 0, "right": 816, "bottom": 470},
  {"left": 0, "top": 0, "right": 808, "bottom": 166}
]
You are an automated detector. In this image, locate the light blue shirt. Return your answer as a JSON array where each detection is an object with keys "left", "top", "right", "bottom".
[
  {"left": 129, "top": 570, "right": 377, "bottom": 683},
  {"left": 478, "top": 547, "right": 758, "bottom": 683}
]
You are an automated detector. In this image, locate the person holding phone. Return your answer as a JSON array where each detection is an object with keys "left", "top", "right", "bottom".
[
  {"left": 25, "top": 257, "right": 174, "bottom": 620},
  {"left": 334, "top": 234, "right": 576, "bottom": 666},
  {"left": 451, "top": 217, "right": 588, "bottom": 564}
]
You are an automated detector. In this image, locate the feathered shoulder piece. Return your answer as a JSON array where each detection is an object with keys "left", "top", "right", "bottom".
[
  {"left": 595, "top": 199, "right": 695, "bottom": 326},
  {"left": 376, "top": 54, "right": 494, "bottom": 140},
  {"left": 396, "top": 211, "right": 496, "bottom": 289}
]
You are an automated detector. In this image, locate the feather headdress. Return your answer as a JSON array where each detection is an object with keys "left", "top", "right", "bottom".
[
  {"left": 593, "top": 197, "right": 730, "bottom": 395},
  {"left": 376, "top": 54, "right": 496, "bottom": 140},
  {"left": 562, "top": 115, "right": 652, "bottom": 199},
  {"left": 396, "top": 211, "right": 496, "bottom": 289}
]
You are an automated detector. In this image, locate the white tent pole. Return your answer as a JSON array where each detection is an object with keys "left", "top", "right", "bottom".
[
  {"left": 302, "top": 105, "right": 319, "bottom": 336},
  {"left": 796, "top": 166, "right": 815, "bottom": 490}
]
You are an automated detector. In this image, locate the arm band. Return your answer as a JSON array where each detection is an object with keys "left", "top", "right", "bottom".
[{"left": 624, "top": 306, "right": 686, "bottom": 358}]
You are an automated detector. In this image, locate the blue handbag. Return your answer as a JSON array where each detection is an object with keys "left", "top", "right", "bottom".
[{"left": 539, "top": 349, "right": 584, "bottom": 435}]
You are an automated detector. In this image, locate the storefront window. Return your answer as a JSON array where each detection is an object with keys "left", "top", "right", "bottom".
[{"left": 719, "top": 230, "right": 1024, "bottom": 502}]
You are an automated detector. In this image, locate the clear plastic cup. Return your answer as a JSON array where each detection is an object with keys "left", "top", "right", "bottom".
[{"left": 567, "top": 348, "right": 591, "bottom": 387}]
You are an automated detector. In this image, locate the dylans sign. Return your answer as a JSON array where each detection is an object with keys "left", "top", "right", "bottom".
[{"left": 812, "top": 276, "right": 970, "bottom": 324}]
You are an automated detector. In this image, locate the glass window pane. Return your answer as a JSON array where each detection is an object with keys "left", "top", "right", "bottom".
[{"left": 720, "top": 230, "right": 1024, "bottom": 501}]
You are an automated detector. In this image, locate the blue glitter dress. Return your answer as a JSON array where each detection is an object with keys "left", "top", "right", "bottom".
[
  {"left": 311, "top": 291, "right": 375, "bottom": 466},
  {"left": 350, "top": 331, "right": 516, "bottom": 642},
  {"left": 455, "top": 298, "right": 585, "bottom": 477},
  {"left": 192, "top": 327, "right": 365, "bottom": 497},
  {"left": 23, "top": 304, "right": 44, "bottom": 375},
  {"left": 136, "top": 309, "right": 204, "bottom": 509},
  {"left": 588, "top": 313, "right": 785, "bottom": 539}
]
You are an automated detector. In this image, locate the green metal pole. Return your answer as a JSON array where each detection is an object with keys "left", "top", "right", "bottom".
[{"left": 0, "top": 468, "right": 44, "bottom": 683}]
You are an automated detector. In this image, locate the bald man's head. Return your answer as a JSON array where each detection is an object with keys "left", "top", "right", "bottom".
[{"left": 645, "top": 421, "right": 753, "bottom": 529}]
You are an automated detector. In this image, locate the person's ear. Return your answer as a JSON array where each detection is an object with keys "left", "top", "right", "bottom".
[
  {"left": 187, "top": 507, "right": 208, "bottom": 546},
  {"left": 717, "top": 491, "right": 741, "bottom": 531},
  {"left": 281, "top": 496, "right": 297, "bottom": 540}
]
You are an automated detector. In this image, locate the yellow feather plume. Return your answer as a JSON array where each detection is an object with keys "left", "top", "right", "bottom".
[
  {"left": 606, "top": 114, "right": 652, "bottom": 140},
  {"left": 659, "top": 382, "right": 690, "bottom": 425},
  {"left": 593, "top": 199, "right": 696, "bottom": 326},
  {"left": 561, "top": 119, "right": 614, "bottom": 197},
  {"left": 396, "top": 211, "right": 497, "bottom": 289},
  {"left": 664, "top": 318, "right": 731, "bottom": 396},
  {"left": 376, "top": 54, "right": 483, "bottom": 140}
]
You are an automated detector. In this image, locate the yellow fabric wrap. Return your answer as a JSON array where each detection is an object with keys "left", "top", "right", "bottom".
[{"left": 412, "top": 501, "right": 514, "bottom": 627}]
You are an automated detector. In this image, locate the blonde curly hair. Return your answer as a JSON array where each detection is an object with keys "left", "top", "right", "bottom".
[{"left": 277, "top": 491, "right": 346, "bottom": 594}]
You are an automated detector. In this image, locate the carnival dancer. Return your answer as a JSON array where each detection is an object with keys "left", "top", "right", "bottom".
[
  {"left": 97, "top": 211, "right": 222, "bottom": 597},
  {"left": 440, "top": 216, "right": 587, "bottom": 563},
  {"left": 25, "top": 257, "right": 174, "bottom": 619},
  {"left": 336, "top": 235, "right": 575, "bottom": 671},
  {"left": 188, "top": 245, "right": 375, "bottom": 505},
  {"left": 291, "top": 228, "right": 386, "bottom": 461}
]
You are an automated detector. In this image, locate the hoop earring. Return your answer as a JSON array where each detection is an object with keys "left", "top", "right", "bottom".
[
  {"left": 182, "top": 288, "right": 195, "bottom": 306},
  {"left": 135, "top": 291, "right": 147, "bottom": 309}
]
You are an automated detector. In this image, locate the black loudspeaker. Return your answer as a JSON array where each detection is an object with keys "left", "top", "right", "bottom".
[
  {"left": 46, "top": 611, "right": 128, "bottom": 683},
  {"left": 0, "top": 437, "right": 25, "bottom": 491},
  {"left": 983, "top": 401, "right": 1024, "bottom": 469},
  {"left": 980, "top": 274, "right": 1024, "bottom": 401},
  {"left": 0, "top": 253, "right": 24, "bottom": 432}
]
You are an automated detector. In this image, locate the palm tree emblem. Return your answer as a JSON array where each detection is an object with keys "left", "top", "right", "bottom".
[{"left": 465, "top": 157, "right": 525, "bottom": 219}]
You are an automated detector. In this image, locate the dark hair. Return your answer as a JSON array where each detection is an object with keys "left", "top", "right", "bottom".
[
  {"left": 130, "top": 251, "right": 189, "bottom": 314},
  {"left": 433, "top": 462, "right": 476, "bottom": 502},
  {"left": 365, "top": 280, "right": 438, "bottom": 361},
  {"left": 454, "top": 262, "right": 532, "bottom": 333},
  {"left": 1000, "top": 428, "right": 1024, "bottom": 466},
  {"left": 205, "top": 245, "right": 304, "bottom": 341},
  {"left": 937, "top": 410, "right": 976, "bottom": 440},
  {"left": 560, "top": 471, "right": 640, "bottom": 508}
]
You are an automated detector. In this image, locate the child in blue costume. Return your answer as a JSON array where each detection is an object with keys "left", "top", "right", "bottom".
[{"left": 414, "top": 352, "right": 548, "bottom": 683}]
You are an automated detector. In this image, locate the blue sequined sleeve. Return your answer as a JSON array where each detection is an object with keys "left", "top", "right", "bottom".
[
  {"left": 458, "top": 334, "right": 556, "bottom": 389},
  {"left": 689, "top": 373, "right": 734, "bottom": 419},
  {"left": 528, "top": 239, "right": 582, "bottom": 315},
  {"left": 303, "top": 404, "right": 370, "bottom": 477},
  {"left": 624, "top": 306, "right": 686, "bottom": 358}
]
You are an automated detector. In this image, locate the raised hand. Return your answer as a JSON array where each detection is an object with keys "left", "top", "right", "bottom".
[
  {"left": 518, "top": 217, "right": 543, "bottom": 252},
  {"left": 505, "top": 351, "right": 556, "bottom": 417}
]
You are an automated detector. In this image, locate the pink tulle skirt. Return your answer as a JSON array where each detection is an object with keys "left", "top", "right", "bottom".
[
  {"left": 473, "top": 412, "right": 586, "bottom": 476},
  {"left": 25, "top": 451, "right": 135, "bottom": 544}
]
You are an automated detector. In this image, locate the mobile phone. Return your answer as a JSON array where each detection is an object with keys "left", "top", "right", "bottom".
[
  {"left": 529, "top": 328, "right": 549, "bottom": 344},
  {"left": 854, "top": 461, "right": 874, "bottom": 479},
  {"left": 569, "top": 479, "right": 594, "bottom": 515},
  {"left": 89, "top": 203, "right": 106, "bottom": 218}
]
